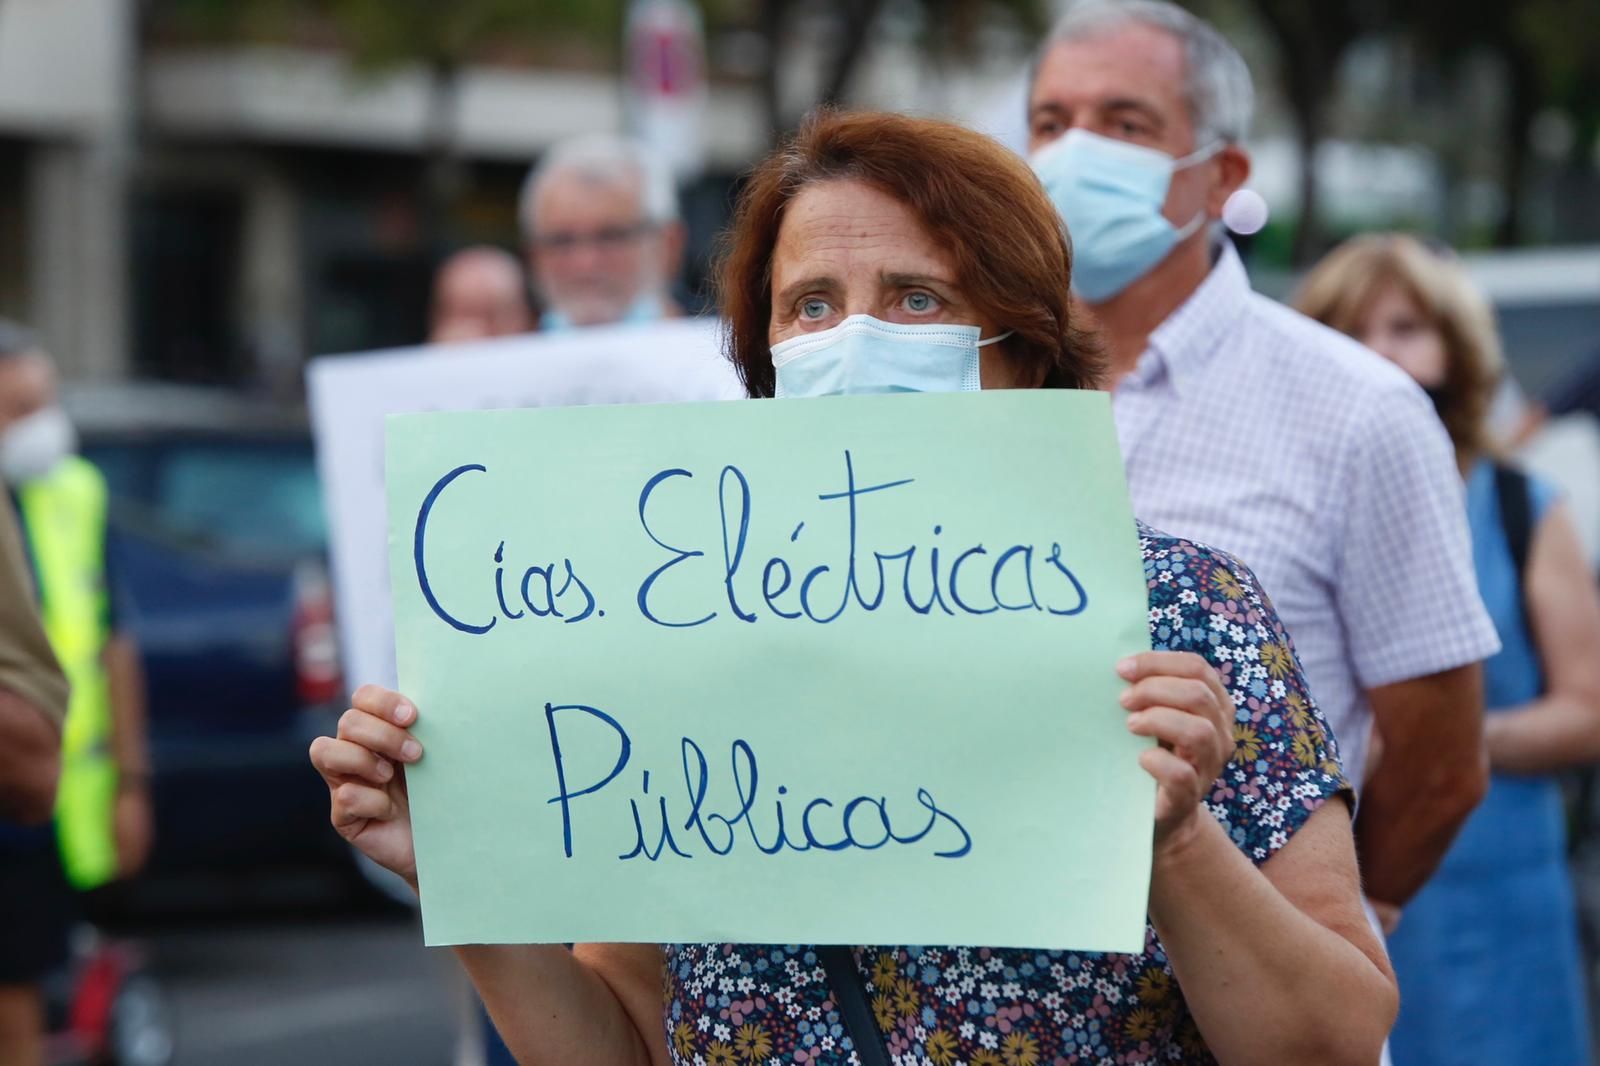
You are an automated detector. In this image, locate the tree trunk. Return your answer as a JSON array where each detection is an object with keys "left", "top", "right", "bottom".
[
  {"left": 817, "top": 0, "right": 888, "bottom": 110},
  {"left": 421, "top": 58, "right": 463, "bottom": 259},
  {"left": 1495, "top": 47, "right": 1538, "bottom": 247},
  {"left": 1273, "top": 32, "right": 1333, "bottom": 267},
  {"left": 1242, "top": 1, "right": 1360, "bottom": 267},
  {"left": 759, "top": 0, "right": 786, "bottom": 146},
  {"left": 1290, "top": 86, "right": 1327, "bottom": 267}
]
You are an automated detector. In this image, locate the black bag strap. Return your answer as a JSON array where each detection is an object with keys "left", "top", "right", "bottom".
[
  {"left": 817, "top": 946, "right": 891, "bottom": 1066},
  {"left": 1495, "top": 462, "right": 1535, "bottom": 591},
  {"left": 1494, "top": 461, "right": 1542, "bottom": 677}
]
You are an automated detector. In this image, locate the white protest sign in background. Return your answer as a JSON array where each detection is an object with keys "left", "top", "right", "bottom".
[{"left": 307, "top": 318, "right": 743, "bottom": 693}]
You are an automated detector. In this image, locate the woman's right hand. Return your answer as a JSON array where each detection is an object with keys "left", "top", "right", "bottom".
[{"left": 309, "top": 685, "right": 424, "bottom": 888}]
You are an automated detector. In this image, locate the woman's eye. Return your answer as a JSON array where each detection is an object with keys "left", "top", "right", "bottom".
[
  {"left": 903, "top": 291, "right": 938, "bottom": 313},
  {"left": 799, "top": 298, "right": 830, "bottom": 321}
]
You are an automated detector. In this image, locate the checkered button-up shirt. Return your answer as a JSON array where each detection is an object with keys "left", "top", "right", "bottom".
[{"left": 1114, "top": 244, "right": 1499, "bottom": 784}]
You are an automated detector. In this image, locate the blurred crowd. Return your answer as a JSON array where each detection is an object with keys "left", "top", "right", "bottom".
[{"left": 7, "top": 0, "right": 1600, "bottom": 1064}]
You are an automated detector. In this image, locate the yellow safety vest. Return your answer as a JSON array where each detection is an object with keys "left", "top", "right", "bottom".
[{"left": 17, "top": 455, "right": 117, "bottom": 890}]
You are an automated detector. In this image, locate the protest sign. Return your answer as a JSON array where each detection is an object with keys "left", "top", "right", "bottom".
[
  {"left": 387, "top": 390, "right": 1154, "bottom": 951},
  {"left": 307, "top": 319, "right": 742, "bottom": 692}
]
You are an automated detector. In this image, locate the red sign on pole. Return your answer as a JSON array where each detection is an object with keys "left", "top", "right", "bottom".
[{"left": 624, "top": 0, "right": 708, "bottom": 179}]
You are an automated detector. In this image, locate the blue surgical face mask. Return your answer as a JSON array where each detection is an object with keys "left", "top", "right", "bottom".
[
  {"left": 770, "top": 314, "right": 1012, "bottom": 398},
  {"left": 1031, "top": 129, "right": 1222, "bottom": 303},
  {"left": 541, "top": 293, "right": 665, "bottom": 332}
]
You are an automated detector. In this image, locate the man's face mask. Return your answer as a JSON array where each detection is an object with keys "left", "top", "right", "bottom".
[
  {"left": 1032, "top": 129, "right": 1222, "bottom": 303},
  {"left": 770, "top": 315, "right": 1012, "bottom": 398},
  {"left": 542, "top": 294, "right": 665, "bottom": 333},
  {"left": 0, "top": 405, "right": 75, "bottom": 485}
]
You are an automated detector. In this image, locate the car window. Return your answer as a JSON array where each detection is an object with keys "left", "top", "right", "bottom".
[
  {"left": 157, "top": 444, "right": 326, "bottom": 558},
  {"left": 84, "top": 448, "right": 147, "bottom": 502}
]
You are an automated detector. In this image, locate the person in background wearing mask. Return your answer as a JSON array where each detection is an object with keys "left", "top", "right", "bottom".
[
  {"left": 0, "top": 496, "right": 69, "bottom": 1066},
  {"left": 0, "top": 322, "right": 152, "bottom": 1063},
  {"left": 1298, "top": 234, "right": 1600, "bottom": 1066},
  {"left": 428, "top": 246, "right": 534, "bottom": 345},
  {"left": 518, "top": 133, "right": 686, "bottom": 330},
  {"left": 1027, "top": 1, "right": 1498, "bottom": 924}
]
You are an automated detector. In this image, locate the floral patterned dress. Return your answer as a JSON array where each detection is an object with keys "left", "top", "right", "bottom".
[{"left": 660, "top": 525, "right": 1350, "bottom": 1065}]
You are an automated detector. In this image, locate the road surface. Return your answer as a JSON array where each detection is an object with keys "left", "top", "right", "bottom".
[{"left": 122, "top": 911, "right": 459, "bottom": 1066}]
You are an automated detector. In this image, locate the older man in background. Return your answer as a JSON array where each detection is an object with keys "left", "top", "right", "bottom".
[
  {"left": 1027, "top": 0, "right": 1499, "bottom": 924},
  {"left": 518, "top": 134, "right": 686, "bottom": 329}
]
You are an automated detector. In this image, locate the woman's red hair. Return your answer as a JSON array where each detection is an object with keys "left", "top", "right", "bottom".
[{"left": 716, "top": 109, "right": 1102, "bottom": 398}]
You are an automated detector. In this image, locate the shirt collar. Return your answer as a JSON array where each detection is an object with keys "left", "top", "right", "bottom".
[{"left": 1136, "top": 241, "right": 1251, "bottom": 395}]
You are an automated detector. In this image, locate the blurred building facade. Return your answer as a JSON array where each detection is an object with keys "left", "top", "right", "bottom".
[
  {"left": 0, "top": 0, "right": 762, "bottom": 388},
  {"left": 0, "top": 0, "right": 136, "bottom": 383},
  {"left": 2, "top": 0, "right": 1593, "bottom": 389},
  {"left": 0, "top": 0, "right": 1035, "bottom": 390}
]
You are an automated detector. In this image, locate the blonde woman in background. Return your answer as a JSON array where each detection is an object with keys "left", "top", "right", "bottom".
[{"left": 1299, "top": 233, "right": 1600, "bottom": 1066}]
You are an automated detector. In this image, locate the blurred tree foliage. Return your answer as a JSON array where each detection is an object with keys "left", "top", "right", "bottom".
[
  {"left": 743, "top": 0, "right": 1046, "bottom": 138},
  {"left": 147, "top": 0, "right": 1045, "bottom": 142},
  {"left": 147, "top": 0, "right": 619, "bottom": 63},
  {"left": 1216, "top": 0, "right": 1385, "bottom": 264},
  {"left": 1191, "top": 0, "right": 1600, "bottom": 258},
  {"left": 144, "top": 0, "right": 1600, "bottom": 255},
  {"left": 147, "top": 0, "right": 628, "bottom": 251},
  {"left": 1400, "top": 0, "right": 1600, "bottom": 246},
  {"left": 145, "top": 0, "right": 1045, "bottom": 257}
]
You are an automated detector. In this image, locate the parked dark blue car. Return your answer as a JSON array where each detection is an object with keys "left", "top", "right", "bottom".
[{"left": 65, "top": 385, "right": 349, "bottom": 900}]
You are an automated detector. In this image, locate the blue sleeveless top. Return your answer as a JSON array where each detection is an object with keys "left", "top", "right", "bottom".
[{"left": 1387, "top": 459, "right": 1589, "bottom": 1065}]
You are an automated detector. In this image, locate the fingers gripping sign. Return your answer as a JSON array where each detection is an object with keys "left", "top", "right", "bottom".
[
  {"left": 1116, "top": 652, "right": 1235, "bottom": 850},
  {"left": 309, "top": 684, "right": 426, "bottom": 887}
]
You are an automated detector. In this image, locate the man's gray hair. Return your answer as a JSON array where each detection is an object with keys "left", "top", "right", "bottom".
[
  {"left": 518, "top": 134, "right": 680, "bottom": 242},
  {"left": 1035, "top": 1, "right": 1255, "bottom": 144}
]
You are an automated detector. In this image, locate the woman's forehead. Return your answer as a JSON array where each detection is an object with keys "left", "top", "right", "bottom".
[
  {"left": 1364, "top": 280, "right": 1428, "bottom": 321},
  {"left": 772, "top": 179, "right": 954, "bottom": 286}
]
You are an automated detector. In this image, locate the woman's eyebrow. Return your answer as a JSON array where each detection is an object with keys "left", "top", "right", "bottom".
[
  {"left": 774, "top": 275, "right": 839, "bottom": 307},
  {"left": 881, "top": 272, "right": 955, "bottom": 290}
]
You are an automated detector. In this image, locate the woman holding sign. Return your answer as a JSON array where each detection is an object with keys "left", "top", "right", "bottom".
[{"left": 312, "top": 111, "right": 1397, "bottom": 1065}]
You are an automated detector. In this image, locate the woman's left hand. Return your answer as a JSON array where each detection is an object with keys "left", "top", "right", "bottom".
[{"left": 1117, "top": 651, "right": 1235, "bottom": 853}]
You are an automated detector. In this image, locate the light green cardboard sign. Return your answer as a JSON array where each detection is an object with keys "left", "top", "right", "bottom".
[{"left": 386, "top": 390, "right": 1154, "bottom": 952}]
